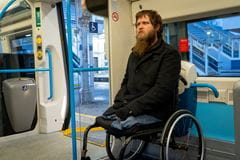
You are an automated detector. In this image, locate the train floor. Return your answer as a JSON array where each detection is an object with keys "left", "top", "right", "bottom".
[
  {"left": 0, "top": 82, "right": 236, "bottom": 160},
  {"left": 0, "top": 131, "right": 107, "bottom": 160}
]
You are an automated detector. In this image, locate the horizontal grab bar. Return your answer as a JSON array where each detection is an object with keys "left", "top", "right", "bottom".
[
  {"left": 0, "top": 68, "right": 49, "bottom": 73},
  {"left": 73, "top": 67, "right": 108, "bottom": 72}
]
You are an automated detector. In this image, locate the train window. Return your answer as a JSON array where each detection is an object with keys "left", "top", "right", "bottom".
[
  {"left": 10, "top": 34, "right": 33, "bottom": 54},
  {"left": 163, "top": 22, "right": 188, "bottom": 60},
  {"left": 163, "top": 22, "right": 187, "bottom": 50},
  {"left": 187, "top": 15, "right": 240, "bottom": 77}
]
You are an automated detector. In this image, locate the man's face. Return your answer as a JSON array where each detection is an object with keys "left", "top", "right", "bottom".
[{"left": 136, "top": 15, "right": 155, "bottom": 40}]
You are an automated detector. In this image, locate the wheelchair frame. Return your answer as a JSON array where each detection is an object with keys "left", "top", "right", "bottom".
[{"left": 81, "top": 109, "right": 204, "bottom": 160}]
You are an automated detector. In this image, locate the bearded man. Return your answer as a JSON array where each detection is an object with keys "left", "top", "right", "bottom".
[{"left": 102, "top": 10, "right": 181, "bottom": 130}]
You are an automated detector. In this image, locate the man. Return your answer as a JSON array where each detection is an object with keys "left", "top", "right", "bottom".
[{"left": 103, "top": 10, "right": 181, "bottom": 129}]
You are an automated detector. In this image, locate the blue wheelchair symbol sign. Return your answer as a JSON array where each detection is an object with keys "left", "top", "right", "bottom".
[{"left": 89, "top": 22, "right": 98, "bottom": 33}]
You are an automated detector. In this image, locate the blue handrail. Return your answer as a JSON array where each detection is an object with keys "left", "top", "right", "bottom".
[
  {"left": 0, "top": 52, "right": 53, "bottom": 100},
  {"left": 0, "top": 68, "right": 49, "bottom": 73},
  {"left": 46, "top": 49, "right": 53, "bottom": 100},
  {"left": 73, "top": 67, "right": 109, "bottom": 72},
  {"left": 0, "top": 0, "right": 16, "bottom": 19},
  {"left": 191, "top": 83, "right": 219, "bottom": 98}
]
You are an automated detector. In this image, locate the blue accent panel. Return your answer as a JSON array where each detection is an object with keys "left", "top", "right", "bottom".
[
  {"left": 175, "top": 87, "right": 197, "bottom": 137},
  {"left": 0, "top": 0, "right": 16, "bottom": 19},
  {"left": 179, "top": 87, "right": 197, "bottom": 115},
  {"left": 196, "top": 102, "right": 234, "bottom": 142},
  {"left": 191, "top": 83, "right": 219, "bottom": 98}
]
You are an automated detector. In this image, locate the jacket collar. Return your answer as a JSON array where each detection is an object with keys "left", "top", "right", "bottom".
[
  {"left": 147, "top": 38, "right": 163, "bottom": 54},
  {"left": 136, "top": 38, "right": 164, "bottom": 67}
]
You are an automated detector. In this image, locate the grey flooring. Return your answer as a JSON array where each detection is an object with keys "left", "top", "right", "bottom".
[
  {"left": 0, "top": 132, "right": 107, "bottom": 160},
  {"left": 0, "top": 82, "right": 109, "bottom": 160}
]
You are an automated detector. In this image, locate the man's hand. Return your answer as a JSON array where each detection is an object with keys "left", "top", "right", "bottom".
[
  {"left": 115, "top": 107, "right": 132, "bottom": 120},
  {"left": 112, "top": 102, "right": 124, "bottom": 109},
  {"left": 102, "top": 106, "right": 117, "bottom": 116}
]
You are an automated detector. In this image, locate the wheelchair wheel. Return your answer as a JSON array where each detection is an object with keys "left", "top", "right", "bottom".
[
  {"left": 161, "top": 112, "right": 204, "bottom": 160},
  {"left": 160, "top": 109, "right": 191, "bottom": 160},
  {"left": 106, "top": 133, "right": 146, "bottom": 160}
]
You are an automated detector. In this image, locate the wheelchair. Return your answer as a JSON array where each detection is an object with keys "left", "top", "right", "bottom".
[{"left": 81, "top": 61, "right": 219, "bottom": 160}]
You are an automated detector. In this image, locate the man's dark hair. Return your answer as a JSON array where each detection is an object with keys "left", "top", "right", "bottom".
[{"left": 135, "top": 10, "right": 163, "bottom": 38}]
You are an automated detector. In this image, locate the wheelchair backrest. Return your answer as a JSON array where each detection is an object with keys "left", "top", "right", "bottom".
[
  {"left": 178, "top": 61, "right": 198, "bottom": 115},
  {"left": 175, "top": 61, "right": 198, "bottom": 137}
]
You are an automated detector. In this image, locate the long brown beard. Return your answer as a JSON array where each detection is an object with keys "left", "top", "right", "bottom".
[
  {"left": 132, "top": 30, "right": 156, "bottom": 57},
  {"left": 132, "top": 40, "right": 150, "bottom": 57}
]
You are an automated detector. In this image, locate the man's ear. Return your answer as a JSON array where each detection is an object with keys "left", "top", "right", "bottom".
[{"left": 155, "top": 24, "right": 160, "bottom": 32}]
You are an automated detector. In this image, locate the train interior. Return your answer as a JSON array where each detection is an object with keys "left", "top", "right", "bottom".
[{"left": 0, "top": 0, "right": 240, "bottom": 160}]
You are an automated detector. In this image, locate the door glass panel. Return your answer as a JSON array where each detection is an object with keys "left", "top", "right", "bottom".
[
  {"left": 62, "top": 0, "right": 109, "bottom": 114},
  {"left": 62, "top": 0, "right": 109, "bottom": 151}
]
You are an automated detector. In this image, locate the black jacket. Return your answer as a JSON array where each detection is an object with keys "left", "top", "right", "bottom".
[{"left": 113, "top": 39, "right": 181, "bottom": 121}]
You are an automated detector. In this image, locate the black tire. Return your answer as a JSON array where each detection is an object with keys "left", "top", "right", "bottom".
[{"left": 161, "top": 112, "right": 204, "bottom": 160}]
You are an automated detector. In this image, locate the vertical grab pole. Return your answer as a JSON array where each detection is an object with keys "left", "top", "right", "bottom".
[{"left": 66, "top": 0, "right": 77, "bottom": 160}]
